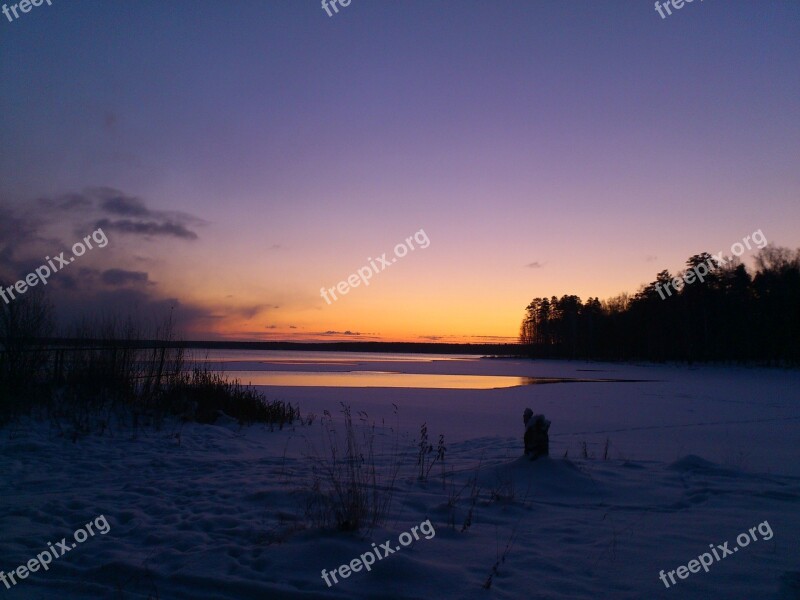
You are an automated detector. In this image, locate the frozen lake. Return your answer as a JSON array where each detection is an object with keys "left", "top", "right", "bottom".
[
  {"left": 197, "top": 351, "right": 800, "bottom": 476},
  {"left": 202, "top": 350, "right": 657, "bottom": 389}
]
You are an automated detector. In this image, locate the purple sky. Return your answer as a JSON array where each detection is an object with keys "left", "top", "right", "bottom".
[{"left": 1, "top": 0, "right": 798, "bottom": 341}]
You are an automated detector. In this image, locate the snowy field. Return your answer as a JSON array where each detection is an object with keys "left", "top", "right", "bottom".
[{"left": 1, "top": 357, "right": 799, "bottom": 599}]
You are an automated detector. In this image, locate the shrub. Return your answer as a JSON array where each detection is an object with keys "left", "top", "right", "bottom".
[{"left": 161, "top": 367, "right": 299, "bottom": 427}]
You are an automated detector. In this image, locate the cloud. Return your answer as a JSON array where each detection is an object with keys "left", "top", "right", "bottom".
[
  {"left": 233, "top": 304, "right": 271, "bottom": 319},
  {"left": 321, "top": 330, "right": 362, "bottom": 336},
  {"left": 38, "top": 193, "right": 94, "bottom": 213},
  {"left": 0, "top": 206, "right": 39, "bottom": 265},
  {"left": 101, "top": 195, "right": 151, "bottom": 218},
  {"left": 645, "top": 255, "right": 658, "bottom": 263},
  {"left": 56, "top": 273, "right": 79, "bottom": 291},
  {"left": 101, "top": 269, "right": 150, "bottom": 286},
  {"left": 95, "top": 218, "right": 199, "bottom": 240},
  {"left": 0, "top": 188, "right": 205, "bottom": 252},
  {"left": 52, "top": 289, "right": 211, "bottom": 335},
  {"left": 525, "top": 261, "right": 544, "bottom": 269},
  {"left": 34, "top": 187, "right": 204, "bottom": 241},
  {"left": 0, "top": 189, "right": 218, "bottom": 337}
]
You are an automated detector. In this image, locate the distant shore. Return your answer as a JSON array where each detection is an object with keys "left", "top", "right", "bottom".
[{"left": 37, "top": 339, "right": 524, "bottom": 356}]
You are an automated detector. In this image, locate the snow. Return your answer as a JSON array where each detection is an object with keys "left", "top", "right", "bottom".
[{"left": 1, "top": 357, "right": 799, "bottom": 599}]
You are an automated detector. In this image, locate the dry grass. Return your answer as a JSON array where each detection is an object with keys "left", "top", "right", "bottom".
[{"left": 303, "top": 403, "right": 401, "bottom": 533}]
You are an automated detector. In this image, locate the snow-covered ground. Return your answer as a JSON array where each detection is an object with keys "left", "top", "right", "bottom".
[{"left": 1, "top": 358, "right": 799, "bottom": 599}]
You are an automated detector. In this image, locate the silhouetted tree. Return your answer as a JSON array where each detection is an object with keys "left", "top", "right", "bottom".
[{"left": 519, "top": 246, "right": 800, "bottom": 364}]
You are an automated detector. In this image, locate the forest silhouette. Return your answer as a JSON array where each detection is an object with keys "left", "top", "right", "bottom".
[{"left": 519, "top": 246, "right": 800, "bottom": 364}]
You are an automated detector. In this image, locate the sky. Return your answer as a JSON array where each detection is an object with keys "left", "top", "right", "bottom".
[{"left": 1, "top": 0, "right": 798, "bottom": 343}]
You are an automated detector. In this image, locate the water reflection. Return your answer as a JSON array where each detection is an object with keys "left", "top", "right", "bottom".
[{"left": 224, "top": 370, "right": 653, "bottom": 390}]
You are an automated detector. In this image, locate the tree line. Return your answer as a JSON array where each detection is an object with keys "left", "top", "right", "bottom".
[{"left": 519, "top": 246, "right": 800, "bottom": 364}]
